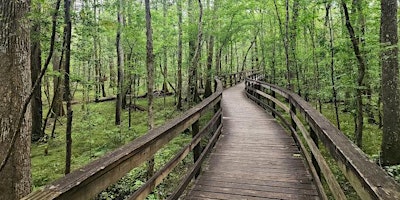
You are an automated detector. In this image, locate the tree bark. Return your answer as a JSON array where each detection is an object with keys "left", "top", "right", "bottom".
[
  {"left": 145, "top": 0, "right": 155, "bottom": 179},
  {"left": 204, "top": 34, "right": 214, "bottom": 98},
  {"left": 342, "top": 2, "right": 366, "bottom": 148},
  {"left": 188, "top": 0, "right": 200, "bottom": 107},
  {"left": 64, "top": 0, "right": 73, "bottom": 175},
  {"left": 115, "top": 0, "right": 124, "bottom": 125},
  {"left": 290, "top": 0, "right": 300, "bottom": 95},
  {"left": 0, "top": 0, "right": 32, "bottom": 198},
  {"left": 52, "top": 36, "right": 65, "bottom": 118},
  {"left": 326, "top": 3, "right": 341, "bottom": 130},
  {"left": 380, "top": 0, "right": 400, "bottom": 165},
  {"left": 176, "top": 0, "right": 183, "bottom": 110},
  {"left": 162, "top": 0, "right": 169, "bottom": 93},
  {"left": 31, "top": 2, "right": 43, "bottom": 142}
]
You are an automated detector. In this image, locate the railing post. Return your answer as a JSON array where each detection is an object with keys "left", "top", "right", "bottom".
[
  {"left": 290, "top": 100, "right": 297, "bottom": 131},
  {"left": 255, "top": 82, "right": 261, "bottom": 105},
  {"left": 223, "top": 76, "right": 227, "bottom": 88},
  {"left": 271, "top": 89, "right": 276, "bottom": 118},
  {"left": 192, "top": 120, "right": 201, "bottom": 178},
  {"left": 234, "top": 73, "right": 237, "bottom": 85},
  {"left": 310, "top": 128, "right": 321, "bottom": 178}
]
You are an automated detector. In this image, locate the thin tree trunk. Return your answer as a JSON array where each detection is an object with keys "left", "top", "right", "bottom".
[
  {"left": 64, "top": 0, "right": 73, "bottom": 175},
  {"left": 176, "top": 0, "right": 183, "bottom": 110},
  {"left": 204, "top": 34, "right": 214, "bottom": 98},
  {"left": 290, "top": 0, "right": 300, "bottom": 95},
  {"left": 162, "top": 0, "right": 169, "bottom": 94},
  {"left": 115, "top": 0, "right": 124, "bottom": 125},
  {"left": 145, "top": 0, "right": 155, "bottom": 179},
  {"left": 309, "top": 10, "right": 322, "bottom": 113},
  {"left": 342, "top": 2, "right": 366, "bottom": 148},
  {"left": 273, "top": 0, "right": 291, "bottom": 90},
  {"left": 31, "top": 2, "right": 43, "bottom": 142},
  {"left": 52, "top": 39, "right": 65, "bottom": 118},
  {"left": 326, "top": 3, "right": 341, "bottom": 130},
  {"left": 241, "top": 40, "right": 256, "bottom": 72}
]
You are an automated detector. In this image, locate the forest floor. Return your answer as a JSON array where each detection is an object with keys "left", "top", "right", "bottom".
[{"left": 31, "top": 96, "right": 186, "bottom": 189}]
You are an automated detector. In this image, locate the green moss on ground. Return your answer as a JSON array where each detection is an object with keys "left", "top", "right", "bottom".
[{"left": 31, "top": 96, "right": 182, "bottom": 190}]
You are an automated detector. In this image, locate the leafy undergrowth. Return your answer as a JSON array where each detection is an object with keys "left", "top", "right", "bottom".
[
  {"left": 319, "top": 103, "right": 400, "bottom": 196},
  {"left": 320, "top": 104, "right": 382, "bottom": 157},
  {"left": 31, "top": 96, "right": 183, "bottom": 190}
]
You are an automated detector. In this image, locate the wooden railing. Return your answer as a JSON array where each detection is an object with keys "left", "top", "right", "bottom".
[
  {"left": 23, "top": 71, "right": 253, "bottom": 200},
  {"left": 219, "top": 70, "right": 256, "bottom": 88},
  {"left": 245, "top": 74, "right": 400, "bottom": 200}
]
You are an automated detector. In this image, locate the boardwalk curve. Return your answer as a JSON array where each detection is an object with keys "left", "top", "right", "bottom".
[{"left": 186, "top": 83, "right": 319, "bottom": 200}]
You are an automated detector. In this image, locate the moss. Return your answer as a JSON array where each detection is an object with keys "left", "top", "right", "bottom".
[{"left": 31, "top": 96, "right": 182, "bottom": 190}]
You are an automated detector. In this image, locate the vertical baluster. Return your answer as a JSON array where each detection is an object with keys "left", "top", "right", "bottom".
[
  {"left": 310, "top": 128, "right": 321, "bottom": 177},
  {"left": 271, "top": 89, "right": 276, "bottom": 118},
  {"left": 290, "top": 99, "right": 297, "bottom": 131}
]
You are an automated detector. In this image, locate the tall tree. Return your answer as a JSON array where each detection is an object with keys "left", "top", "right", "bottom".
[
  {"left": 273, "top": 0, "right": 291, "bottom": 90},
  {"left": 188, "top": 0, "right": 199, "bottom": 106},
  {"left": 162, "top": 0, "right": 169, "bottom": 93},
  {"left": 0, "top": 0, "right": 32, "bottom": 198},
  {"left": 145, "top": 0, "right": 155, "bottom": 179},
  {"left": 176, "top": 0, "right": 183, "bottom": 110},
  {"left": 204, "top": 5, "right": 215, "bottom": 98},
  {"left": 326, "top": 2, "right": 341, "bottom": 130},
  {"left": 31, "top": 1, "right": 44, "bottom": 142},
  {"left": 380, "top": 0, "right": 400, "bottom": 165},
  {"left": 342, "top": 2, "right": 366, "bottom": 148},
  {"left": 64, "top": 0, "right": 73, "bottom": 175},
  {"left": 115, "top": 0, "right": 124, "bottom": 125}
]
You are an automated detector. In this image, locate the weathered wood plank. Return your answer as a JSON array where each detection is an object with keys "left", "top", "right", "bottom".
[{"left": 185, "top": 83, "right": 319, "bottom": 199}]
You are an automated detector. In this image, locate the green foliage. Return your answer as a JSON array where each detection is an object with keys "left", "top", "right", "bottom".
[
  {"left": 384, "top": 165, "right": 400, "bottom": 183},
  {"left": 31, "top": 96, "right": 182, "bottom": 190}
]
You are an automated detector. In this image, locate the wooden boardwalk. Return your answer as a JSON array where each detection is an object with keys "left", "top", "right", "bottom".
[{"left": 186, "top": 83, "right": 319, "bottom": 200}]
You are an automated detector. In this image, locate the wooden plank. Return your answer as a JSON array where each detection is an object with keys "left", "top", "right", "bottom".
[
  {"left": 196, "top": 179, "right": 318, "bottom": 196},
  {"left": 186, "top": 83, "right": 319, "bottom": 200},
  {"left": 192, "top": 184, "right": 319, "bottom": 200},
  {"left": 189, "top": 190, "right": 274, "bottom": 200},
  {"left": 198, "top": 176, "right": 318, "bottom": 191}
]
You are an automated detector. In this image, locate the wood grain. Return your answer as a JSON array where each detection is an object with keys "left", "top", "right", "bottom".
[{"left": 185, "top": 83, "right": 319, "bottom": 200}]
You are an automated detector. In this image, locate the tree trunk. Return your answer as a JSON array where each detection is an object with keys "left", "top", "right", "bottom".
[
  {"left": 0, "top": 1, "right": 32, "bottom": 199},
  {"left": 326, "top": 3, "right": 341, "bottom": 130},
  {"left": 52, "top": 38, "right": 65, "bottom": 118},
  {"left": 204, "top": 34, "right": 214, "bottom": 98},
  {"left": 64, "top": 0, "right": 73, "bottom": 175},
  {"left": 290, "top": 0, "right": 300, "bottom": 95},
  {"left": 145, "top": 0, "right": 155, "bottom": 179},
  {"left": 31, "top": 2, "right": 43, "bottom": 142},
  {"left": 380, "top": 0, "right": 400, "bottom": 165},
  {"left": 176, "top": 0, "right": 183, "bottom": 110},
  {"left": 162, "top": 0, "right": 169, "bottom": 93},
  {"left": 273, "top": 0, "right": 291, "bottom": 90},
  {"left": 115, "top": 0, "right": 124, "bottom": 125},
  {"left": 188, "top": 0, "right": 199, "bottom": 107},
  {"left": 342, "top": 2, "right": 366, "bottom": 148}
]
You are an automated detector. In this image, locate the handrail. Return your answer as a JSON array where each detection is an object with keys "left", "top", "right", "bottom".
[
  {"left": 245, "top": 74, "right": 400, "bottom": 200},
  {"left": 23, "top": 71, "right": 251, "bottom": 200},
  {"left": 218, "top": 69, "right": 259, "bottom": 88},
  {"left": 23, "top": 78, "right": 227, "bottom": 200}
]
